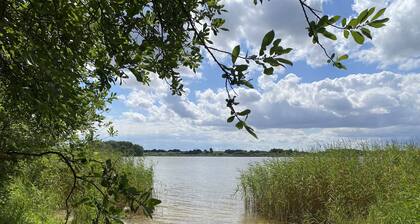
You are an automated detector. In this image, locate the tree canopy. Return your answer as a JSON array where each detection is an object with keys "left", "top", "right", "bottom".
[
  {"left": 102, "top": 140, "right": 144, "bottom": 156},
  {"left": 0, "top": 0, "right": 388, "bottom": 223}
]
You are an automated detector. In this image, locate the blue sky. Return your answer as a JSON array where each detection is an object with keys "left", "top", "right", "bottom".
[{"left": 103, "top": 0, "right": 420, "bottom": 150}]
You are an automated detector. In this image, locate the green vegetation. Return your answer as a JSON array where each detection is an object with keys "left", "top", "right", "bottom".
[
  {"left": 0, "top": 145, "right": 154, "bottom": 224},
  {"left": 144, "top": 148, "right": 307, "bottom": 157},
  {"left": 240, "top": 145, "right": 420, "bottom": 224},
  {"left": 0, "top": 0, "right": 389, "bottom": 223},
  {"left": 101, "top": 141, "right": 144, "bottom": 156}
]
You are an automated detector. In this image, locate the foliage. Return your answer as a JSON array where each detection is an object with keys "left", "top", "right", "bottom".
[
  {"left": 101, "top": 141, "right": 144, "bottom": 156},
  {"left": 0, "top": 0, "right": 389, "bottom": 222},
  {"left": 0, "top": 0, "right": 388, "bottom": 139},
  {"left": 240, "top": 144, "right": 420, "bottom": 223},
  {"left": 0, "top": 148, "right": 154, "bottom": 224}
]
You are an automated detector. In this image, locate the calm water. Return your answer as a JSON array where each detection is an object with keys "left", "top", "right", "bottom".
[{"left": 128, "top": 157, "right": 271, "bottom": 224}]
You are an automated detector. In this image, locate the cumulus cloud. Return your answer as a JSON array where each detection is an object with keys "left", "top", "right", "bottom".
[
  {"left": 122, "top": 112, "right": 147, "bottom": 122},
  {"left": 104, "top": 0, "right": 420, "bottom": 149},
  {"left": 354, "top": 0, "right": 420, "bottom": 70},
  {"left": 209, "top": 0, "right": 332, "bottom": 67},
  {"left": 208, "top": 0, "right": 420, "bottom": 71},
  {"left": 111, "top": 70, "right": 420, "bottom": 149},
  {"left": 176, "top": 66, "right": 203, "bottom": 80},
  {"left": 246, "top": 72, "right": 420, "bottom": 129}
]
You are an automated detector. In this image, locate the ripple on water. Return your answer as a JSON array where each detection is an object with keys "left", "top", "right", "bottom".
[{"left": 126, "top": 156, "right": 276, "bottom": 224}]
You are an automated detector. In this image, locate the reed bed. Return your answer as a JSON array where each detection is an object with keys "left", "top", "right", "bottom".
[{"left": 240, "top": 144, "right": 420, "bottom": 223}]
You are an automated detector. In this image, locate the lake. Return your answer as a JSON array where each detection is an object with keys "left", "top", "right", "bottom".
[{"left": 127, "top": 157, "right": 272, "bottom": 224}]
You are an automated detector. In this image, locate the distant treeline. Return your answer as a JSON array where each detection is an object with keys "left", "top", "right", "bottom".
[
  {"left": 100, "top": 141, "right": 307, "bottom": 156},
  {"left": 100, "top": 140, "right": 144, "bottom": 156},
  {"left": 99, "top": 140, "right": 370, "bottom": 157},
  {"left": 144, "top": 148, "right": 307, "bottom": 157}
]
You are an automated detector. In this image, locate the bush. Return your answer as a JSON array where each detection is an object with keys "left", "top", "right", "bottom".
[{"left": 0, "top": 149, "right": 154, "bottom": 224}]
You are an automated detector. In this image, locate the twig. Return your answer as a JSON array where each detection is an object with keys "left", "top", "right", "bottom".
[{"left": 298, "top": 0, "right": 335, "bottom": 62}]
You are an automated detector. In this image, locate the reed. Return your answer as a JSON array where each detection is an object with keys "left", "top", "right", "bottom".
[{"left": 240, "top": 144, "right": 420, "bottom": 223}]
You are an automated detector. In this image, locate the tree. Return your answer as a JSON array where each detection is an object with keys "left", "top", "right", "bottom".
[
  {"left": 102, "top": 140, "right": 144, "bottom": 156},
  {"left": 0, "top": 0, "right": 388, "bottom": 223}
]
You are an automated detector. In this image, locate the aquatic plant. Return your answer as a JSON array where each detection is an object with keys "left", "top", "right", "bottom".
[{"left": 240, "top": 144, "right": 420, "bottom": 223}]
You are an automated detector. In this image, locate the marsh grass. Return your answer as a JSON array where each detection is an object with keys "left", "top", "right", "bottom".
[{"left": 240, "top": 144, "right": 420, "bottom": 223}]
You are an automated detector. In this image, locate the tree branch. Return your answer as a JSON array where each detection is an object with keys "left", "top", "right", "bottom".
[{"left": 5, "top": 151, "right": 77, "bottom": 224}]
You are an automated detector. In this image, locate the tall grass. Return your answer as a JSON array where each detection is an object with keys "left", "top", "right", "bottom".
[
  {"left": 240, "top": 144, "right": 420, "bottom": 223},
  {"left": 0, "top": 151, "right": 153, "bottom": 224}
]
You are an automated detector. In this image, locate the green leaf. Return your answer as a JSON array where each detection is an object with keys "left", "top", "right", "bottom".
[
  {"left": 348, "top": 18, "right": 359, "bottom": 28},
  {"left": 212, "top": 18, "right": 225, "bottom": 28},
  {"left": 239, "top": 80, "right": 254, "bottom": 89},
  {"left": 260, "top": 30, "right": 275, "bottom": 55},
  {"left": 235, "top": 64, "right": 248, "bottom": 72},
  {"left": 277, "top": 58, "right": 293, "bottom": 66},
  {"left": 361, "top": 28, "right": 372, "bottom": 39},
  {"left": 263, "top": 57, "right": 280, "bottom": 66},
  {"left": 368, "top": 21, "right": 386, "bottom": 28},
  {"left": 231, "top": 45, "right": 240, "bottom": 64},
  {"left": 237, "top": 109, "right": 251, "bottom": 116},
  {"left": 357, "top": 9, "right": 369, "bottom": 24},
  {"left": 149, "top": 198, "right": 161, "bottom": 206},
  {"left": 263, "top": 67, "right": 274, "bottom": 75},
  {"left": 341, "top": 18, "right": 347, "bottom": 27},
  {"left": 338, "top": 54, "right": 349, "bottom": 61},
  {"left": 372, "top": 8, "right": 386, "bottom": 21},
  {"left": 236, "top": 121, "right": 245, "bottom": 129},
  {"left": 245, "top": 125, "right": 258, "bottom": 139},
  {"left": 278, "top": 48, "right": 293, "bottom": 55},
  {"left": 343, "top": 30, "right": 350, "bottom": 39},
  {"left": 333, "top": 62, "right": 347, "bottom": 70},
  {"left": 372, "top": 18, "right": 390, "bottom": 24},
  {"left": 329, "top": 16, "right": 341, "bottom": 24},
  {"left": 351, "top": 31, "right": 365, "bottom": 44},
  {"left": 367, "top": 7, "right": 376, "bottom": 18},
  {"left": 273, "top": 39, "right": 281, "bottom": 46},
  {"left": 227, "top": 116, "right": 235, "bottom": 123},
  {"left": 318, "top": 16, "right": 329, "bottom": 27},
  {"left": 368, "top": 18, "right": 389, "bottom": 28},
  {"left": 264, "top": 30, "right": 275, "bottom": 43},
  {"left": 321, "top": 31, "right": 337, "bottom": 40}
]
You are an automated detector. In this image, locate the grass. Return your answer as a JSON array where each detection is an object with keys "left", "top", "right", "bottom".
[
  {"left": 240, "top": 144, "right": 420, "bottom": 224},
  {"left": 0, "top": 150, "right": 153, "bottom": 224}
]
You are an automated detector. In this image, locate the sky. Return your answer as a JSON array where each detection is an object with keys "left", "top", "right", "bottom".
[{"left": 102, "top": 0, "right": 420, "bottom": 150}]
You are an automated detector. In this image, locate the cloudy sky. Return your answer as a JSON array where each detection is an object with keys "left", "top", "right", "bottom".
[{"left": 104, "top": 0, "right": 420, "bottom": 150}]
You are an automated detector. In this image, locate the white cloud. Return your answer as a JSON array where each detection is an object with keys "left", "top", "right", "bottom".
[
  {"left": 110, "top": 70, "right": 420, "bottom": 149},
  {"left": 210, "top": 0, "right": 331, "bottom": 67},
  {"left": 176, "top": 66, "right": 203, "bottom": 80},
  {"left": 103, "top": 0, "right": 420, "bottom": 149},
  {"left": 245, "top": 71, "right": 420, "bottom": 129},
  {"left": 352, "top": 0, "right": 390, "bottom": 12},
  {"left": 122, "top": 75, "right": 167, "bottom": 108},
  {"left": 354, "top": 0, "right": 420, "bottom": 70},
  {"left": 209, "top": 0, "right": 420, "bottom": 71},
  {"left": 122, "top": 112, "right": 147, "bottom": 122}
]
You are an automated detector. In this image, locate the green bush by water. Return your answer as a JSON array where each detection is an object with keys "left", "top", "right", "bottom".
[
  {"left": 240, "top": 145, "right": 420, "bottom": 223},
  {"left": 0, "top": 150, "right": 153, "bottom": 224}
]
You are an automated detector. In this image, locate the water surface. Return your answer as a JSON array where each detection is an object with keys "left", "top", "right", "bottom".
[{"left": 128, "top": 156, "right": 271, "bottom": 224}]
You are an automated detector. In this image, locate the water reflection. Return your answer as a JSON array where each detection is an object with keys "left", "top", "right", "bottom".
[{"left": 128, "top": 156, "right": 272, "bottom": 224}]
